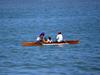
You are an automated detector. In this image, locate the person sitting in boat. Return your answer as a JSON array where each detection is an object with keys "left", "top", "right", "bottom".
[
  {"left": 47, "top": 36, "right": 52, "bottom": 43},
  {"left": 56, "top": 32, "right": 63, "bottom": 42},
  {"left": 36, "top": 32, "right": 45, "bottom": 42}
]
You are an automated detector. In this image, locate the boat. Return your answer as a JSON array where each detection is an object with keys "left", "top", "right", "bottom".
[{"left": 22, "top": 40, "right": 79, "bottom": 46}]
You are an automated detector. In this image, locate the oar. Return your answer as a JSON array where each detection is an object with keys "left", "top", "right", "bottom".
[{"left": 65, "top": 40, "right": 80, "bottom": 44}]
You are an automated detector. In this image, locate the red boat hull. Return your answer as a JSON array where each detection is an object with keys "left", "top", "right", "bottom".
[{"left": 22, "top": 40, "right": 79, "bottom": 46}]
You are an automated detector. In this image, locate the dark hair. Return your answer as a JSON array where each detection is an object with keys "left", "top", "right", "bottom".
[
  {"left": 58, "top": 32, "right": 61, "bottom": 34},
  {"left": 48, "top": 36, "right": 51, "bottom": 40},
  {"left": 40, "top": 32, "right": 45, "bottom": 36}
]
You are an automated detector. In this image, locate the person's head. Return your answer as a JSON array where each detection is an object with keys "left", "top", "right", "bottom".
[
  {"left": 57, "top": 32, "right": 61, "bottom": 34},
  {"left": 48, "top": 36, "right": 51, "bottom": 40},
  {"left": 40, "top": 32, "right": 45, "bottom": 36}
]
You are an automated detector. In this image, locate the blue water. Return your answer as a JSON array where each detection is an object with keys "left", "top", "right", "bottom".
[{"left": 0, "top": 0, "right": 100, "bottom": 75}]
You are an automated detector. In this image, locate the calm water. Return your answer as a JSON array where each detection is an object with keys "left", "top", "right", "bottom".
[{"left": 0, "top": 0, "right": 100, "bottom": 75}]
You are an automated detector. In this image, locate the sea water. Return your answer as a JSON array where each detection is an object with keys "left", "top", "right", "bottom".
[{"left": 0, "top": 0, "right": 100, "bottom": 75}]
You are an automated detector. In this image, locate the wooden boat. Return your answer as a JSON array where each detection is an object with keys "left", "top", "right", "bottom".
[{"left": 22, "top": 40, "right": 79, "bottom": 46}]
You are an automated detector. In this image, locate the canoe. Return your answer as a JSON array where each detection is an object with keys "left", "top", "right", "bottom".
[{"left": 22, "top": 40, "right": 79, "bottom": 46}]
